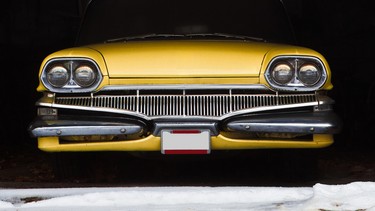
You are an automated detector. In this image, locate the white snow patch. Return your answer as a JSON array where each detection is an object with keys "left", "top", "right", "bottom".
[
  {"left": 0, "top": 182, "right": 375, "bottom": 210},
  {"left": 303, "top": 182, "right": 375, "bottom": 211}
]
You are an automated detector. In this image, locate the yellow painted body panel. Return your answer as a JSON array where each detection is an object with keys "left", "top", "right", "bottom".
[
  {"left": 89, "top": 40, "right": 270, "bottom": 78},
  {"left": 109, "top": 77, "right": 259, "bottom": 85},
  {"left": 37, "top": 134, "right": 333, "bottom": 152},
  {"left": 36, "top": 40, "right": 333, "bottom": 92}
]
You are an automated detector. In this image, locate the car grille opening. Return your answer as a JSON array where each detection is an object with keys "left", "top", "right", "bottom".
[{"left": 54, "top": 89, "right": 318, "bottom": 118}]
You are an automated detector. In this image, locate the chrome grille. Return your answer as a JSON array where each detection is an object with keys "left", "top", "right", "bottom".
[{"left": 54, "top": 91, "right": 317, "bottom": 117}]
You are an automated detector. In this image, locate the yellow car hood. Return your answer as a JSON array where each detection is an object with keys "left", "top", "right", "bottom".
[{"left": 88, "top": 40, "right": 280, "bottom": 78}]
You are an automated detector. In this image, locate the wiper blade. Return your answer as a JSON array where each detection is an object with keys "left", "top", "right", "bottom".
[
  {"left": 185, "top": 33, "right": 265, "bottom": 42},
  {"left": 106, "top": 34, "right": 185, "bottom": 43}
]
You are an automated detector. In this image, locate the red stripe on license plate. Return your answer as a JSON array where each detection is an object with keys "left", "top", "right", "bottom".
[
  {"left": 171, "top": 130, "right": 201, "bottom": 134},
  {"left": 164, "top": 150, "right": 209, "bottom": 154}
]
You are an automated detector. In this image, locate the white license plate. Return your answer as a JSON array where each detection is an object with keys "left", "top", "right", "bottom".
[{"left": 161, "top": 130, "right": 210, "bottom": 154}]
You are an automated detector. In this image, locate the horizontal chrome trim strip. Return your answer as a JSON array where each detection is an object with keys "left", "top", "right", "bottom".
[
  {"left": 32, "top": 125, "right": 141, "bottom": 137},
  {"left": 30, "top": 120, "right": 143, "bottom": 137},
  {"left": 228, "top": 122, "right": 333, "bottom": 133},
  {"left": 225, "top": 111, "right": 341, "bottom": 134},
  {"left": 100, "top": 84, "right": 270, "bottom": 91}
]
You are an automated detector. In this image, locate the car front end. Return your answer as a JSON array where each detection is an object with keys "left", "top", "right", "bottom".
[{"left": 29, "top": 39, "right": 341, "bottom": 154}]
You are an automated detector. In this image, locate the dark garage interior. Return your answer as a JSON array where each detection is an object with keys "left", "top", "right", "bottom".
[{"left": 1, "top": 0, "right": 375, "bottom": 187}]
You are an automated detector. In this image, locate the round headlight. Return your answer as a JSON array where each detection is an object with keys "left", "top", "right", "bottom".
[
  {"left": 74, "top": 65, "right": 97, "bottom": 87},
  {"left": 298, "top": 64, "right": 321, "bottom": 86},
  {"left": 47, "top": 66, "right": 69, "bottom": 87},
  {"left": 271, "top": 63, "right": 294, "bottom": 85}
]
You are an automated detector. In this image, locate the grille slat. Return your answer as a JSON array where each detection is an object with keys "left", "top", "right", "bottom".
[{"left": 54, "top": 91, "right": 317, "bottom": 117}]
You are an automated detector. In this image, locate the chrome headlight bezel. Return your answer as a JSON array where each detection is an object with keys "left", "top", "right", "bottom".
[
  {"left": 265, "top": 56, "right": 327, "bottom": 92},
  {"left": 41, "top": 58, "right": 103, "bottom": 93}
]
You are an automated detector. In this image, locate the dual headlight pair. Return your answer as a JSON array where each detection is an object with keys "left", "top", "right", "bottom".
[
  {"left": 41, "top": 58, "right": 102, "bottom": 93},
  {"left": 265, "top": 56, "right": 327, "bottom": 91}
]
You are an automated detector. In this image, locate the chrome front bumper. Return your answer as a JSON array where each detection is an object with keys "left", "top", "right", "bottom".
[{"left": 29, "top": 110, "right": 341, "bottom": 138}]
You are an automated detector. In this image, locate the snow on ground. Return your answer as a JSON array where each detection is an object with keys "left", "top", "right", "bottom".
[{"left": 1, "top": 182, "right": 375, "bottom": 211}]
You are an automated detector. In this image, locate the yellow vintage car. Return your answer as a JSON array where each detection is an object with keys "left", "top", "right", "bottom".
[{"left": 28, "top": 0, "right": 341, "bottom": 155}]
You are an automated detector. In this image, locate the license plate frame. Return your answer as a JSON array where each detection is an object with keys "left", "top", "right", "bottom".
[{"left": 161, "top": 129, "right": 210, "bottom": 154}]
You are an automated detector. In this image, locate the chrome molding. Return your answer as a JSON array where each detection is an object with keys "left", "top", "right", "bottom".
[
  {"left": 225, "top": 111, "right": 341, "bottom": 134},
  {"left": 29, "top": 118, "right": 144, "bottom": 137},
  {"left": 100, "top": 84, "right": 270, "bottom": 91},
  {"left": 36, "top": 88, "right": 329, "bottom": 121},
  {"left": 31, "top": 125, "right": 142, "bottom": 137}
]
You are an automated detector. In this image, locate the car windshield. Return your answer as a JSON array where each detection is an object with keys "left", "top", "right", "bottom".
[{"left": 76, "top": 0, "right": 295, "bottom": 45}]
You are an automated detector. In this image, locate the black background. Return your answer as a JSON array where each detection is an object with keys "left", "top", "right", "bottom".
[{"left": 1, "top": 0, "right": 375, "bottom": 152}]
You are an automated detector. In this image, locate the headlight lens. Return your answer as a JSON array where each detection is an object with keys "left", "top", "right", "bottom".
[
  {"left": 298, "top": 64, "right": 321, "bottom": 86},
  {"left": 271, "top": 63, "right": 294, "bottom": 85},
  {"left": 47, "top": 66, "right": 69, "bottom": 87},
  {"left": 74, "top": 65, "right": 97, "bottom": 87}
]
